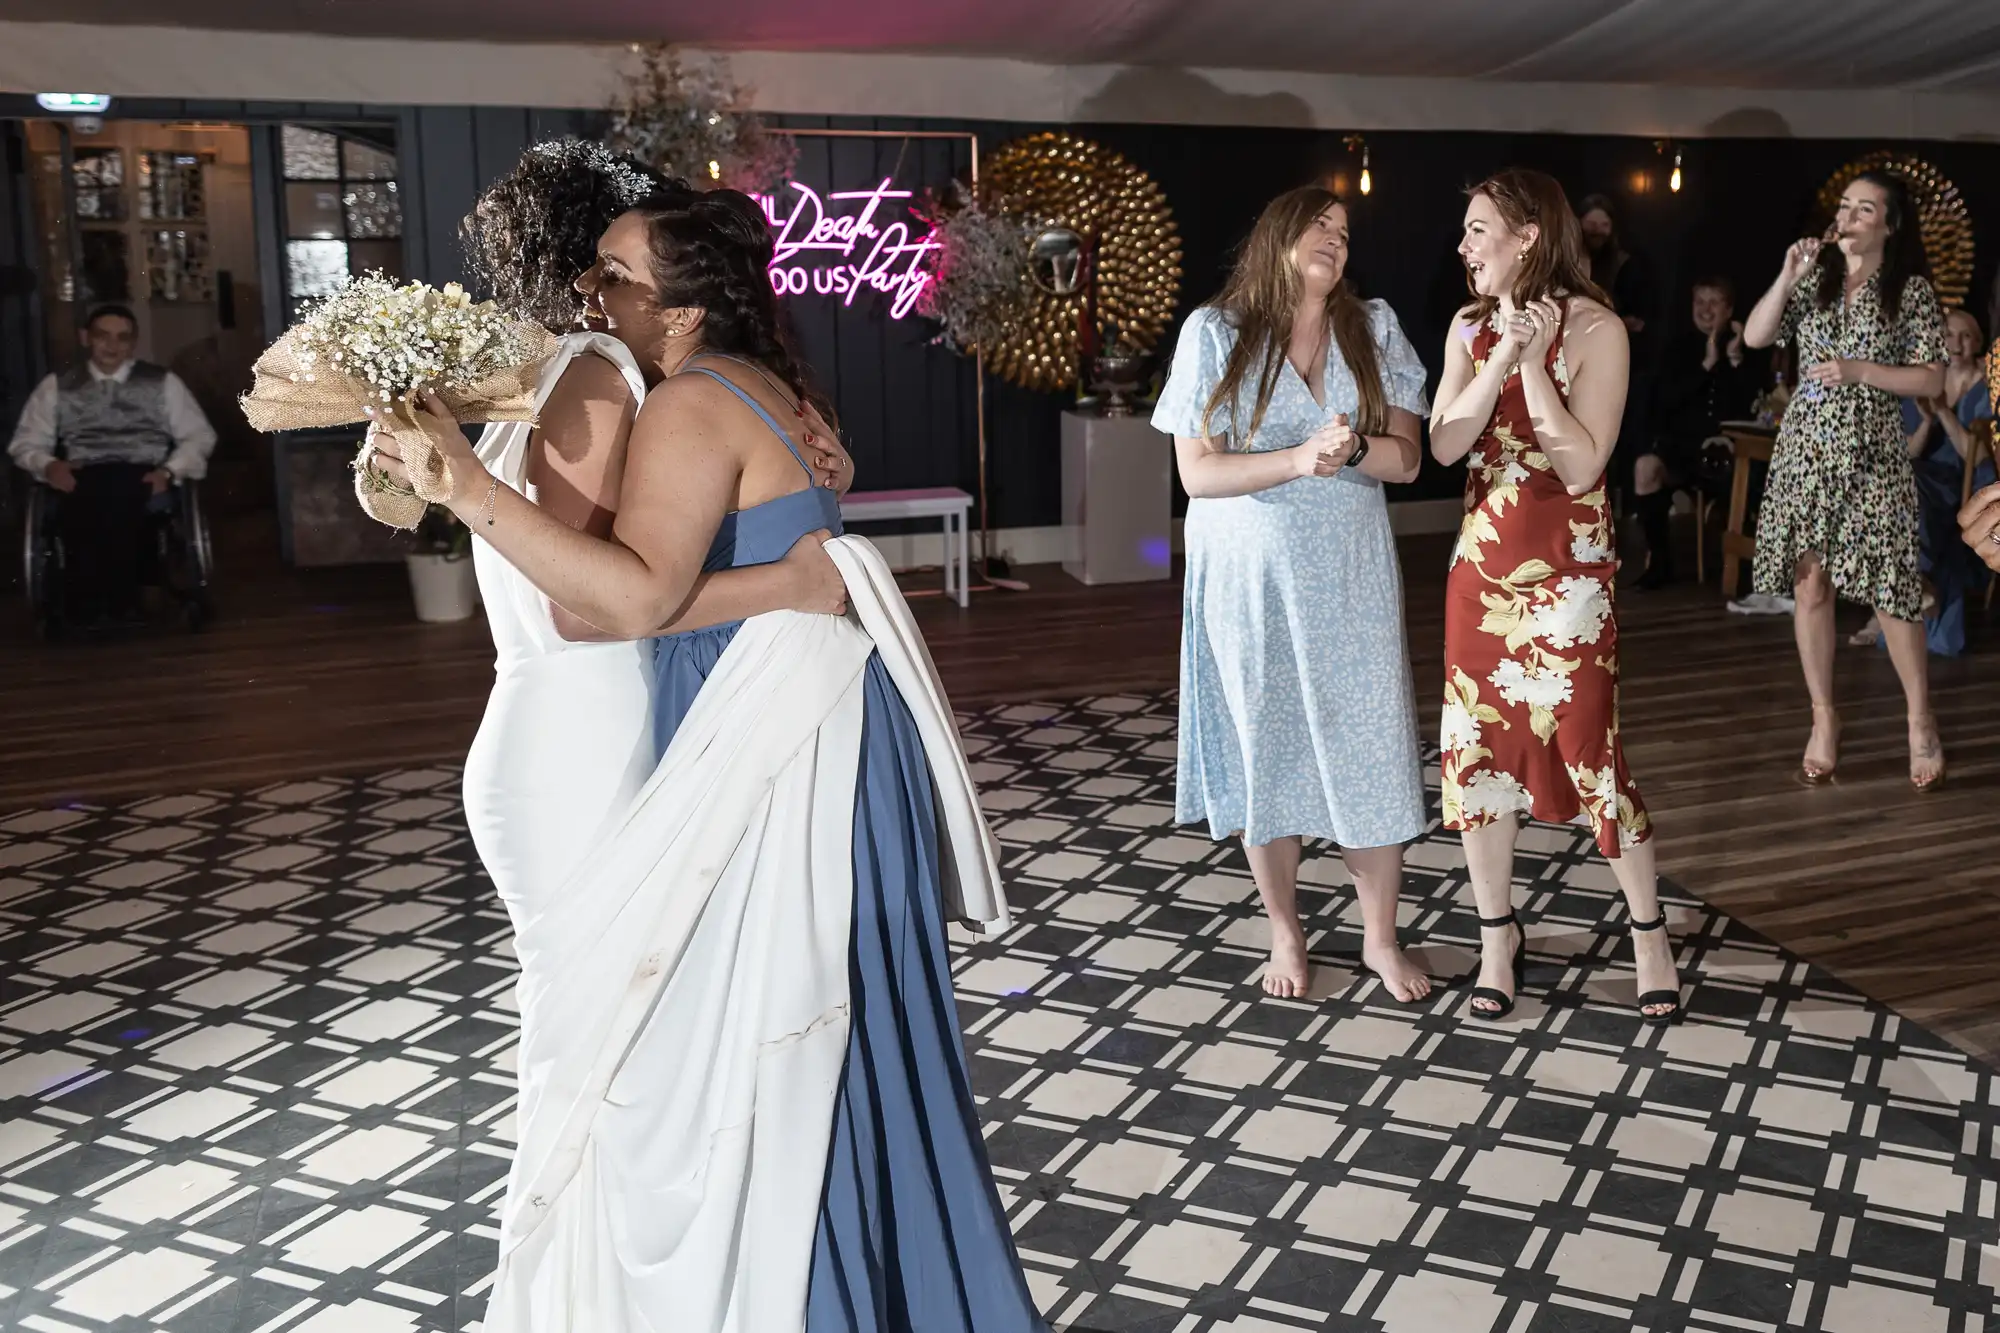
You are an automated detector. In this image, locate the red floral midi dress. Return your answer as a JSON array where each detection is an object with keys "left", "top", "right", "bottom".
[{"left": 1440, "top": 311, "right": 1651, "bottom": 857}]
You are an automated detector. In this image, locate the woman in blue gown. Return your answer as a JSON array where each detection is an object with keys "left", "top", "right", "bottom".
[
  {"left": 648, "top": 369, "right": 1043, "bottom": 1331},
  {"left": 374, "top": 182, "right": 1045, "bottom": 1331},
  {"left": 1854, "top": 307, "right": 1994, "bottom": 656}
]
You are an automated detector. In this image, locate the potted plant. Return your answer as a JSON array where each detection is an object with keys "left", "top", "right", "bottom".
[{"left": 406, "top": 506, "right": 480, "bottom": 622}]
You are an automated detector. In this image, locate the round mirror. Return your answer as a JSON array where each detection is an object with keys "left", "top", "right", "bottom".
[{"left": 1029, "top": 228, "right": 1086, "bottom": 296}]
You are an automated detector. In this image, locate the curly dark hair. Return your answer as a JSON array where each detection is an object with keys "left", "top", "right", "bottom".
[
  {"left": 629, "top": 186, "right": 838, "bottom": 429},
  {"left": 462, "top": 139, "right": 669, "bottom": 331},
  {"left": 1812, "top": 169, "right": 1931, "bottom": 316}
]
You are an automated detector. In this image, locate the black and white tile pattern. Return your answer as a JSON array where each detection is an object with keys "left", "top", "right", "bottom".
[{"left": 0, "top": 693, "right": 1995, "bottom": 1332}]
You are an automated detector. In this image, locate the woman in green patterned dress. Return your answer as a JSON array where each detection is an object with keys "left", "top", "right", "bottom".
[{"left": 1742, "top": 171, "right": 1947, "bottom": 790}]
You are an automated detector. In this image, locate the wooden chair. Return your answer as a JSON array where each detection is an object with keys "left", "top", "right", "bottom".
[
  {"left": 1720, "top": 424, "right": 1778, "bottom": 598},
  {"left": 1691, "top": 491, "right": 1712, "bottom": 584}
]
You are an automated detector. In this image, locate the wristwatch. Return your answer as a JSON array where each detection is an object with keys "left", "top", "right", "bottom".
[{"left": 1345, "top": 435, "right": 1370, "bottom": 469}]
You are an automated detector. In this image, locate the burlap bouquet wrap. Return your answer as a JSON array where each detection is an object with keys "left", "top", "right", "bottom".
[{"left": 240, "top": 317, "right": 558, "bottom": 530}]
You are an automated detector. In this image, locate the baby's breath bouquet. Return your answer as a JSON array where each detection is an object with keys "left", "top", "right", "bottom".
[{"left": 241, "top": 273, "right": 557, "bottom": 529}]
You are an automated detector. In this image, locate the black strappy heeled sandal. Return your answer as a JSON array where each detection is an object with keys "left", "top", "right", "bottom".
[
  {"left": 1468, "top": 912, "right": 1526, "bottom": 1021},
  {"left": 1629, "top": 913, "right": 1684, "bottom": 1027}
]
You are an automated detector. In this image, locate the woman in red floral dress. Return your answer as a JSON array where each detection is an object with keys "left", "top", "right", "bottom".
[{"left": 1429, "top": 169, "right": 1682, "bottom": 1026}]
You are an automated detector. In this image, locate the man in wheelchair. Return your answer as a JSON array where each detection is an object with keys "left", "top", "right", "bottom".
[{"left": 8, "top": 303, "right": 216, "bottom": 628}]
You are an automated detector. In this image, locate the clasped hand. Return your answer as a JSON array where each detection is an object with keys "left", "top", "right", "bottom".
[
  {"left": 1496, "top": 297, "right": 1562, "bottom": 366},
  {"left": 1960, "top": 481, "right": 2000, "bottom": 574},
  {"left": 1294, "top": 413, "right": 1357, "bottom": 479},
  {"left": 365, "top": 390, "right": 487, "bottom": 508}
]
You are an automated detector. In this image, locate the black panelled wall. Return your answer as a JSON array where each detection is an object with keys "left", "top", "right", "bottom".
[
  {"left": 1088, "top": 126, "right": 2000, "bottom": 507},
  {"left": 0, "top": 119, "right": 44, "bottom": 492},
  {"left": 7, "top": 95, "right": 2000, "bottom": 527}
]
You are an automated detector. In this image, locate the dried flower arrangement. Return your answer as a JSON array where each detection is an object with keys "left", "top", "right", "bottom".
[
  {"left": 914, "top": 185, "right": 1030, "bottom": 357},
  {"left": 606, "top": 44, "right": 795, "bottom": 194}
]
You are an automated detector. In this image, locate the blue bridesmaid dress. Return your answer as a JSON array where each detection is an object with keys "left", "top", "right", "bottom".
[
  {"left": 1898, "top": 385, "right": 1994, "bottom": 657},
  {"left": 650, "top": 365, "right": 1047, "bottom": 1333}
]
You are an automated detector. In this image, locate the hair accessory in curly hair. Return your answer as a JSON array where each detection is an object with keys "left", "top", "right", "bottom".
[{"left": 463, "top": 139, "right": 675, "bottom": 331}]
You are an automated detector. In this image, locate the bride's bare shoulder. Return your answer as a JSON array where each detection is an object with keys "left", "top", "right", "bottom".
[
  {"left": 551, "top": 349, "right": 637, "bottom": 401},
  {"left": 535, "top": 353, "right": 638, "bottom": 466}
]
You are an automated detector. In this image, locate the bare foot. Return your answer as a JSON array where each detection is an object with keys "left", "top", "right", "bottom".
[
  {"left": 1631, "top": 919, "right": 1681, "bottom": 1019},
  {"left": 1262, "top": 919, "right": 1311, "bottom": 999},
  {"left": 1361, "top": 938, "right": 1432, "bottom": 1004},
  {"left": 1847, "top": 616, "right": 1882, "bottom": 647},
  {"left": 1909, "top": 714, "right": 1945, "bottom": 791},
  {"left": 1801, "top": 704, "right": 1840, "bottom": 782}
]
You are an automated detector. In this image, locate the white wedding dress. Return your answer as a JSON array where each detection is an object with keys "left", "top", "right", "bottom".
[
  {"left": 458, "top": 341, "right": 1030, "bottom": 1331},
  {"left": 461, "top": 332, "right": 656, "bottom": 920}
]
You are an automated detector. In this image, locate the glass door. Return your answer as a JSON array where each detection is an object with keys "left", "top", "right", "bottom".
[
  {"left": 265, "top": 122, "right": 411, "bottom": 566},
  {"left": 23, "top": 120, "right": 257, "bottom": 376},
  {"left": 23, "top": 120, "right": 269, "bottom": 514},
  {"left": 277, "top": 124, "right": 404, "bottom": 324}
]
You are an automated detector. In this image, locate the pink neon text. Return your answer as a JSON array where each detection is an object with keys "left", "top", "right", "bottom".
[{"left": 750, "top": 178, "right": 940, "bottom": 320}]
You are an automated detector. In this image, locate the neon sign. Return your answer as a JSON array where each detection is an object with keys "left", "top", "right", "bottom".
[{"left": 751, "top": 178, "right": 939, "bottom": 320}]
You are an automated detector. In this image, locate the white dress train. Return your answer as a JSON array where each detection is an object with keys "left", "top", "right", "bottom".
[{"left": 481, "top": 536, "right": 1010, "bottom": 1333}]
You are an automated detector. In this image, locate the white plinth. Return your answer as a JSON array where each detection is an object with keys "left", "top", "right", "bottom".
[{"left": 1061, "top": 410, "right": 1173, "bottom": 585}]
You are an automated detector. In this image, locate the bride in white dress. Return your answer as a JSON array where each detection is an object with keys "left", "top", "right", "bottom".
[{"left": 454, "top": 142, "right": 850, "bottom": 911}]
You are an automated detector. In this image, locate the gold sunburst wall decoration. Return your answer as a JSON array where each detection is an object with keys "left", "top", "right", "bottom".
[
  {"left": 1817, "top": 151, "right": 1974, "bottom": 309},
  {"left": 977, "top": 133, "right": 1183, "bottom": 393}
]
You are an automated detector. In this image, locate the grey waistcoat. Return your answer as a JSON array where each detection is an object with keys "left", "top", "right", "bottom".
[{"left": 55, "top": 363, "right": 173, "bottom": 468}]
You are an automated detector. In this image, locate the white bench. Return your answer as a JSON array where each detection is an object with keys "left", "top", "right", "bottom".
[{"left": 838, "top": 487, "right": 974, "bottom": 608}]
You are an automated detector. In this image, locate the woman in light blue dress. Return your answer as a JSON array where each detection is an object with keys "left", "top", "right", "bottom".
[{"left": 1152, "top": 186, "right": 1431, "bottom": 1003}]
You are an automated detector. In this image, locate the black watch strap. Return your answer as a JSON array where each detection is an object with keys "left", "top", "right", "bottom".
[{"left": 1346, "top": 434, "right": 1370, "bottom": 468}]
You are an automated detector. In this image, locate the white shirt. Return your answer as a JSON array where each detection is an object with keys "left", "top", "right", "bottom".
[{"left": 6, "top": 360, "right": 218, "bottom": 482}]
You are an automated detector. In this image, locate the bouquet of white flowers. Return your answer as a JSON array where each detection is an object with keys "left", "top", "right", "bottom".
[{"left": 240, "top": 273, "right": 557, "bottom": 529}]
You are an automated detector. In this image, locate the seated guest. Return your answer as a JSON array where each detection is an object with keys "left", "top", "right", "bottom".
[
  {"left": 1854, "top": 306, "right": 1995, "bottom": 655},
  {"left": 7, "top": 304, "right": 216, "bottom": 624},
  {"left": 1579, "top": 195, "right": 1661, "bottom": 505},
  {"left": 1632, "top": 276, "right": 1761, "bottom": 588}
]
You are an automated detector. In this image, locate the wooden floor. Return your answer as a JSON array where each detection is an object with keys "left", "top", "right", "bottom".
[{"left": 5, "top": 515, "right": 1998, "bottom": 1068}]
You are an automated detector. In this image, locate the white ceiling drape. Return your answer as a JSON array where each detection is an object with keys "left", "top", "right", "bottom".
[
  {"left": 10, "top": 0, "right": 2000, "bottom": 88},
  {"left": 6, "top": 2, "right": 2000, "bottom": 137}
]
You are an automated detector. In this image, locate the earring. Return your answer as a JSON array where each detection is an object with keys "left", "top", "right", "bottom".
[{"left": 1519, "top": 247, "right": 1531, "bottom": 259}]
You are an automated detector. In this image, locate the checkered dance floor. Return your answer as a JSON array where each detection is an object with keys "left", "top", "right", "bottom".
[{"left": 0, "top": 694, "right": 1995, "bottom": 1332}]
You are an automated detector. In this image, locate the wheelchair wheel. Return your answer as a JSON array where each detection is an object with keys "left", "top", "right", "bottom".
[
  {"left": 163, "top": 482, "right": 216, "bottom": 633},
  {"left": 22, "top": 486, "right": 62, "bottom": 638}
]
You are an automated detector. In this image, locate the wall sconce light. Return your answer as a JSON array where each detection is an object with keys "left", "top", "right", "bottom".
[
  {"left": 1655, "top": 139, "right": 1683, "bottom": 193},
  {"left": 1344, "top": 135, "right": 1371, "bottom": 196}
]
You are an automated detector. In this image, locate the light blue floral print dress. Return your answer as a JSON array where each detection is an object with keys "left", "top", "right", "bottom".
[{"left": 1151, "top": 302, "right": 1429, "bottom": 849}]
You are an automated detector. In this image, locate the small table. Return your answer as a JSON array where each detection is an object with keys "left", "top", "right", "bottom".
[
  {"left": 838, "top": 487, "right": 974, "bottom": 608},
  {"left": 1719, "top": 422, "right": 1778, "bottom": 597}
]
